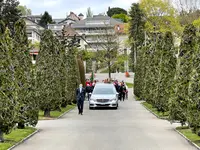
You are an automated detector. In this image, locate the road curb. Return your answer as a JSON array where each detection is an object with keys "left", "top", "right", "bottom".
[
  {"left": 8, "top": 129, "right": 39, "bottom": 150},
  {"left": 57, "top": 106, "right": 76, "bottom": 119},
  {"left": 141, "top": 103, "right": 168, "bottom": 120},
  {"left": 175, "top": 129, "right": 200, "bottom": 150}
]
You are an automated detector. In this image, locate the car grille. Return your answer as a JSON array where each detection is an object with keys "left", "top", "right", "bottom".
[{"left": 97, "top": 99, "right": 109, "bottom": 103}]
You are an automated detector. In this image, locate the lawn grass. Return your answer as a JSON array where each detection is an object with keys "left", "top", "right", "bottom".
[
  {"left": 39, "top": 104, "right": 76, "bottom": 120},
  {"left": 126, "top": 82, "right": 134, "bottom": 88},
  {"left": 176, "top": 126, "right": 200, "bottom": 147},
  {"left": 100, "top": 69, "right": 109, "bottom": 73},
  {"left": 0, "top": 127, "right": 36, "bottom": 150},
  {"left": 142, "top": 102, "right": 169, "bottom": 119}
]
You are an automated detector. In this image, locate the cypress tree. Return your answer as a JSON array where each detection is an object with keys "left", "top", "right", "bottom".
[
  {"left": 58, "top": 39, "right": 68, "bottom": 108},
  {"left": 129, "top": 3, "right": 145, "bottom": 71},
  {"left": 156, "top": 32, "right": 176, "bottom": 112},
  {"left": 13, "top": 19, "right": 39, "bottom": 129},
  {"left": 66, "top": 47, "right": 80, "bottom": 104},
  {"left": 187, "top": 29, "right": 200, "bottom": 133},
  {"left": 77, "top": 56, "right": 86, "bottom": 87},
  {"left": 36, "top": 30, "right": 61, "bottom": 117},
  {"left": 169, "top": 24, "right": 196, "bottom": 125},
  {"left": 0, "top": 22, "right": 17, "bottom": 142}
]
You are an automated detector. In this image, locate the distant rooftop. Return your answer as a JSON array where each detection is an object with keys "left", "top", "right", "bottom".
[
  {"left": 78, "top": 13, "right": 84, "bottom": 16},
  {"left": 72, "top": 15, "right": 123, "bottom": 29}
]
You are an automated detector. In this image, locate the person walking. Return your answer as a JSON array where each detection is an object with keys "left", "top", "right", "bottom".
[
  {"left": 76, "top": 84, "right": 85, "bottom": 115},
  {"left": 121, "top": 82, "right": 127, "bottom": 101}
]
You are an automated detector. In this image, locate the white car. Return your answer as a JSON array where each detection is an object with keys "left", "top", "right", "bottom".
[{"left": 89, "top": 83, "right": 119, "bottom": 109}]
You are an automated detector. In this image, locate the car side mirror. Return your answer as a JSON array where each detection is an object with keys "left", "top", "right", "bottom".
[
  {"left": 89, "top": 93, "right": 92, "bottom": 95},
  {"left": 116, "top": 92, "right": 119, "bottom": 95}
]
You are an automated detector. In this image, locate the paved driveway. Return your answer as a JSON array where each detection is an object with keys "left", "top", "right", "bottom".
[{"left": 14, "top": 90, "right": 196, "bottom": 150}]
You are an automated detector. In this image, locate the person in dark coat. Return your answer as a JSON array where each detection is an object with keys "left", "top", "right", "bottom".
[
  {"left": 121, "top": 82, "right": 127, "bottom": 101},
  {"left": 86, "top": 83, "right": 91, "bottom": 101},
  {"left": 76, "top": 84, "right": 85, "bottom": 115},
  {"left": 118, "top": 83, "right": 122, "bottom": 101}
]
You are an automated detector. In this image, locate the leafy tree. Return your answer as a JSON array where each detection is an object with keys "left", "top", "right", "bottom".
[
  {"left": 86, "top": 7, "right": 93, "bottom": 18},
  {"left": 0, "top": 0, "right": 21, "bottom": 31},
  {"left": 13, "top": 19, "right": 39, "bottom": 129},
  {"left": 0, "top": 21, "right": 17, "bottom": 142},
  {"left": 179, "top": 8, "right": 200, "bottom": 25},
  {"left": 129, "top": 3, "right": 146, "bottom": 71},
  {"left": 94, "top": 27, "right": 119, "bottom": 78},
  {"left": 107, "top": 7, "right": 127, "bottom": 17},
  {"left": 140, "top": 0, "right": 182, "bottom": 34},
  {"left": 39, "top": 11, "right": 53, "bottom": 28},
  {"left": 17, "top": 5, "right": 31, "bottom": 16},
  {"left": 36, "top": 30, "right": 61, "bottom": 117},
  {"left": 169, "top": 24, "right": 196, "bottom": 125},
  {"left": 112, "top": 13, "right": 129, "bottom": 23}
]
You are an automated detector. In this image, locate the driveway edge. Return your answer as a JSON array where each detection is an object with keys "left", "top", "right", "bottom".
[
  {"left": 8, "top": 129, "right": 39, "bottom": 150},
  {"left": 141, "top": 103, "right": 167, "bottom": 120},
  {"left": 57, "top": 106, "right": 76, "bottom": 119},
  {"left": 174, "top": 129, "right": 200, "bottom": 150}
]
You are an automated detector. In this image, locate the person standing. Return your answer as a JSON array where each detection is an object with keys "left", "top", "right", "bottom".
[
  {"left": 76, "top": 84, "right": 85, "bottom": 115},
  {"left": 86, "top": 83, "right": 91, "bottom": 101},
  {"left": 121, "top": 82, "right": 127, "bottom": 101}
]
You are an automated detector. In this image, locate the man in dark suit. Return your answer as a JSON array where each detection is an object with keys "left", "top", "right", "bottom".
[{"left": 76, "top": 84, "right": 85, "bottom": 115}]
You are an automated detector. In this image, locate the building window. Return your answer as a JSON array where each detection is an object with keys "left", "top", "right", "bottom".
[{"left": 27, "top": 32, "right": 32, "bottom": 37}]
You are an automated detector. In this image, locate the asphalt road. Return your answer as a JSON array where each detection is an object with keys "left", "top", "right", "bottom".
[{"left": 14, "top": 90, "right": 196, "bottom": 150}]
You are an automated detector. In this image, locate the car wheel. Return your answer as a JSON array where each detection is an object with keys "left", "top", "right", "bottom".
[{"left": 89, "top": 107, "right": 92, "bottom": 110}]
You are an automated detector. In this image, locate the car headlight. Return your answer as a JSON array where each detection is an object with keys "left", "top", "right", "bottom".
[{"left": 90, "top": 99, "right": 96, "bottom": 102}]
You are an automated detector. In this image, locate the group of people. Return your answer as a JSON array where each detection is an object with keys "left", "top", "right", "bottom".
[
  {"left": 113, "top": 80, "right": 128, "bottom": 101},
  {"left": 85, "top": 79, "right": 98, "bottom": 101}
]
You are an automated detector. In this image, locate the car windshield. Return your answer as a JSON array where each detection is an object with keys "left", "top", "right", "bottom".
[{"left": 93, "top": 87, "right": 115, "bottom": 94}]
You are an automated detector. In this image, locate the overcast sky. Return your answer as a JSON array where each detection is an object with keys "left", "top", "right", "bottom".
[{"left": 18, "top": 0, "right": 139, "bottom": 18}]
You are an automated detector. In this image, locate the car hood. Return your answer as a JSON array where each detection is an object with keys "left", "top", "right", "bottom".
[{"left": 91, "top": 94, "right": 116, "bottom": 100}]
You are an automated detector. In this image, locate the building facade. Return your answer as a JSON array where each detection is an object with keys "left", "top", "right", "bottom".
[
  {"left": 24, "top": 17, "right": 44, "bottom": 43},
  {"left": 72, "top": 15, "right": 127, "bottom": 51},
  {"left": 71, "top": 15, "right": 130, "bottom": 72}
]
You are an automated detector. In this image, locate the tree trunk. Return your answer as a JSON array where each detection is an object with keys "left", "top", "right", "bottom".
[
  {"left": 108, "top": 61, "right": 111, "bottom": 79},
  {"left": 61, "top": 102, "right": 67, "bottom": 108},
  {"left": 56, "top": 107, "right": 62, "bottom": 112},
  {"left": 134, "top": 46, "right": 137, "bottom": 71},
  {"left": 18, "top": 122, "right": 25, "bottom": 129},
  {"left": 44, "top": 109, "right": 51, "bottom": 117},
  {"left": 0, "top": 130, "right": 4, "bottom": 143}
]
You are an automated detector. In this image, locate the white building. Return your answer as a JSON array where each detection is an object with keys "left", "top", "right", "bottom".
[
  {"left": 71, "top": 15, "right": 130, "bottom": 72},
  {"left": 23, "top": 17, "right": 44, "bottom": 43},
  {"left": 72, "top": 15, "right": 128, "bottom": 52}
]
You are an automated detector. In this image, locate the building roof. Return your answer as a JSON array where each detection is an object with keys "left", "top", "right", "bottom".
[
  {"left": 62, "top": 25, "right": 80, "bottom": 37},
  {"left": 78, "top": 13, "right": 84, "bottom": 16},
  {"left": 22, "top": 16, "right": 44, "bottom": 29},
  {"left": 53, "top": 18, "right": 65, "bottom": 24},
  {"left": 72, "top": 15, "right": 123, "bottom": 29}
]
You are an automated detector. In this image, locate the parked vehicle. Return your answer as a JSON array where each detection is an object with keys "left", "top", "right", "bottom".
[{"left": 89, "top": 83, "right": 119, "bottom": 109}]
